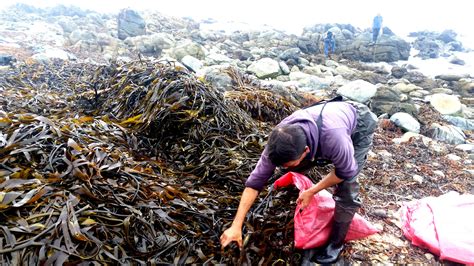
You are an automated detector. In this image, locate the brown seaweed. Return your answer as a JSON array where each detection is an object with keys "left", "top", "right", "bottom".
[
  {"left": 0, "top": 60, "right": 299, "bottom": 264},
  {"left": 1, "top": 59, "right": 471, "bottom": 265}
]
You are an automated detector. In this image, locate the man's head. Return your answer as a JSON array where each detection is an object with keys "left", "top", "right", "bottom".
[{"left": 267, "top": 124, "right": 310, "bottom": 168}]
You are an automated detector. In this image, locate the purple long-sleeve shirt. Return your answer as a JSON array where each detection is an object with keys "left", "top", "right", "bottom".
[{"left": 245, "top": 102, "right": 358, "bottom": 191}]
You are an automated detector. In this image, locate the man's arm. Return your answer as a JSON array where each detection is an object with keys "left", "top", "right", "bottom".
[
  {"left": 296, "top": 169, "right": 343, "bottom": 208},
  {"left": 220, "top": 187, "right": 259, "bottom": 247}
]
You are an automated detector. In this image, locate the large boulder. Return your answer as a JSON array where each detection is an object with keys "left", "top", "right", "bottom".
[
  {"left": 69, "top": 30, "right": 97, "bottom": 45},
  {"left": 181, "top": 55, "right": 203, "bottom": 73},
  {"left": 288, "top": 71, "right": 329, "bottom": 91},
  {"left": 435, "top": 74, "right": 466, "bottom": 82},
  {"left": 337, "top": 79, "right": 377, "bottom": 103},
  {"left": 247, "top": 58, "right": 281, "bottom": 79},
  {"left": 428, "top": 93, "right": 462, "bottom": 115},
  {"left": 428, "top": 123, "right": 466, "bottom": 145},
  {"left": 390, "top": 112, "right": 420, "bottom": 133},
  {"left": 443, "top": 115, "right": 474, "bottom": 130},
  {"left": 391, "top": 66, "right": 408, "bottom": 78},
  {"left": 411, "top": 30, "right": 465, "bottom": 59},
  {"left": 437, "top": 29, "right": 457, "bottom": 43},
  {"left": 124, "top": 33, "right": 175, "bottom": 55},
  {"left": 297, "top": 34, "right": 321, "bottom": 54},
  {"left": 31, "top": 47, "right": 76, "bottom": 63},
  {"left": 56, "top": 17, "right": 78, "bottom": 34},
  {"left": 340, "top": 32, "right": 410, "bottom": 62},
  {"left": 279, "top": 48, "right": 302, "bottom": 62},
  {"left": 371, "top": 87, "right": 418, "bottom": 116},
  {"left": 199, "top": 66, "right": 234, "bottom": 92},
  {"left": 457, "top": 79, "right": 474, "bottom": 97},
  {"left": 117, "top": 9, "right": 146, "bottom": 40},
  {"left": 169, "top": 40, "right": 206, "bottom": 61},
  {"left": 392, "top": 83, "right": 422, "bottom": 93}
]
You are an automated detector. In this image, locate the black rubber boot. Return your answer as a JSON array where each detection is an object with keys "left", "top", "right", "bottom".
[
  {"left": 314, "top": 221, "right": 351, "bottom": 264},
  {"left": 300, "top": 247, "right": 323, "bottom": 266},
  {"left": 300, "top": 249, "right": 315, "bottom": 266}
]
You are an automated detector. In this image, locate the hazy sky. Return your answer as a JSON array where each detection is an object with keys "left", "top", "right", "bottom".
[{"left": 1, "top": 0, "right": 473, "bottom": 43}]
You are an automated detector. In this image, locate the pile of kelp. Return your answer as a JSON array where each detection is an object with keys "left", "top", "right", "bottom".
[{"left": 0, "top": 60, "right": 320, "bottom": 264}]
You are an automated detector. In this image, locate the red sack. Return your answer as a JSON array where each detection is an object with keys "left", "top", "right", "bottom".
[
  {"left": 274, "top": 172, "right": 379, "bottom": 249},
  {"left": 400, "top": 191, "right": 474, "bottom": 265}
]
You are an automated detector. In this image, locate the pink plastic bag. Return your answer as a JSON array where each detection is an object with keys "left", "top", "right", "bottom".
[
  {"left": 400, "top": 191, "right": 474, "bottom": 265},
  {"left": 274, "top": 172, "right": 379, "bottom": 249}
]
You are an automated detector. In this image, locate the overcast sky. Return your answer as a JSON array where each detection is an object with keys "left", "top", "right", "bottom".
[{"left": 1, "top": 0, "right": 473, "bottom": 44}]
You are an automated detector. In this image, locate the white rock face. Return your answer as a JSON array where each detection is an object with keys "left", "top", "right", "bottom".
[
  {"left": 390, "top": 112, "right": 420, "bottom": 133},
  {"left": 337, "top": 79, "right": 377, "bottom": 103},
  {"left": 428, "top": 93, "right": 462, "bottom": 115},
  {"left": 247, "top": 58, "right": 281, "bottom": 79},
  {"left": 181, "top": 55, "right": 203, "bottom": 72}
]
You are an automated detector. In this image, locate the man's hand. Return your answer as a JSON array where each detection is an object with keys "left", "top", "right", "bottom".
[
  {"left": 297, "top": 169, "right": 344, "bottom": 209},
  {"left": 220, "top": 225, "right": 242, "bottom": 248},
  {"left": 296, "top": 189, "right": 314, "bottom": 209},
  {"left": 220, "top": 187, "right": 258, "bottom": 248}
]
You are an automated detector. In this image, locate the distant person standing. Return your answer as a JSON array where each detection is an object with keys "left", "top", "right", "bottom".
[
  {"left": 324, "top": 31, "right": 336, "bottom": 58},
  {"left": 372, "top": 13, "right": 383, "bottom": 44}
]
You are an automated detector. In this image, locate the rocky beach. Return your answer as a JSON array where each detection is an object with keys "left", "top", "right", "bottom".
[{"left": 0, "top": 4, "right": 473, "bottom": 265}]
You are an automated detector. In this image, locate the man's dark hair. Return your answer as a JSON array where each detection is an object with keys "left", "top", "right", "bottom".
[{"left": 267, "top": 124, "right": 307, "bottom": 166}]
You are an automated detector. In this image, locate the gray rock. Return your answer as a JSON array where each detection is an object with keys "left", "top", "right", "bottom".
[
  {"left": 340, "top": 32, "right": 410, "bottom": 62},
  {"left": 449, "top": 55, "right": 465, "bottom": 65},
  {"left": 372, "top": 209, "right": 388, "bottom": 218},
  {"left": 435, "top": 74, "right": 466, "bottom": 81},
  {"left": 56, "top": 17, "right": 78, "bottom": 33},
  {"left": 337, "top": 79, "right": 377, "bottom": 103},
  {"left": 443, "top": 115, "right": 474, "bottom": 130},
  {"left": 117, "top": 9, "right": 146, "bottom": 40},
  {"left": 69, "top": 30, "right": 97, "bottom": 45},
  {"left": 413, "top": 174, "right": 424, "bottom": 184},
  {"left": 390, "top": 112, "right": 420, "bottom": 133},
  {"left": 32, "top": 48, "right": 76, "bottom": 63},
  {"left": 391, "top": 66, "right": 408, "bottom": 78},
  {"left": 414, "top": 38, "right": 441, "bottom": 59},
  {"left": 289, "top": 72, "right": 329, "bottom": 91},
  {"left": 170, "top": 40, "right": 206, "bottom": 61},
  {"left": 431, "top": 88, "right": 453, "bottom": 94},
  {"left": 181, "top": 55, "right": 203, "bottom": 73},
  {"left": 428, "top": 123, "right": 466, "bottom": 145},
  {"left": 278, "top": 48, "right": 301, "bottom": 62},
  {"left": 341, "top": 29, "right": 354, "bottom": 39},
  {"left": 0, "top": 54, "right": 15, "bottom": 66},
  {"left": 233, "top": 49, "right": 253, "bottom": 61},
  {"left": 297, "top": 35, "right": 320, "bottom": 54},
  {"left": 371, "top": 87, "right": 418, "bottom": 116},
  {"left": 247, "top": 58, "right": 281, "bottom": 79},
  {"left": 457, "top": 80, "right": 474, "bottom": 97},
  {"left": 437, "top": 29, "right": 457, "bottom": 43},
  {"left": 392, "top": 83, "right": 421, "bottom": 93},
  {"left": 279, "top": 61, "right": 290, "bottom": 75},
  {"left": 201, "top": 67, "right": 233, "bottom": 92},
  {"left": 206, "top": 52, "right": 233, "bottom": 65},
  {"left": 455, "top": 144, "right": 474, "bottom": 153}
]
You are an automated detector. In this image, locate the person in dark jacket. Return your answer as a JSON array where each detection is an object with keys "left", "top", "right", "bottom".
[
  {"left": 220, "top": 99, "right": 378, "bottom": 264},
  {"left": 372, "top": 13, "right": 383, "bottom": 43},
  {"left": 324, "top": 31, "right": 336, "bottom": 57}
]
